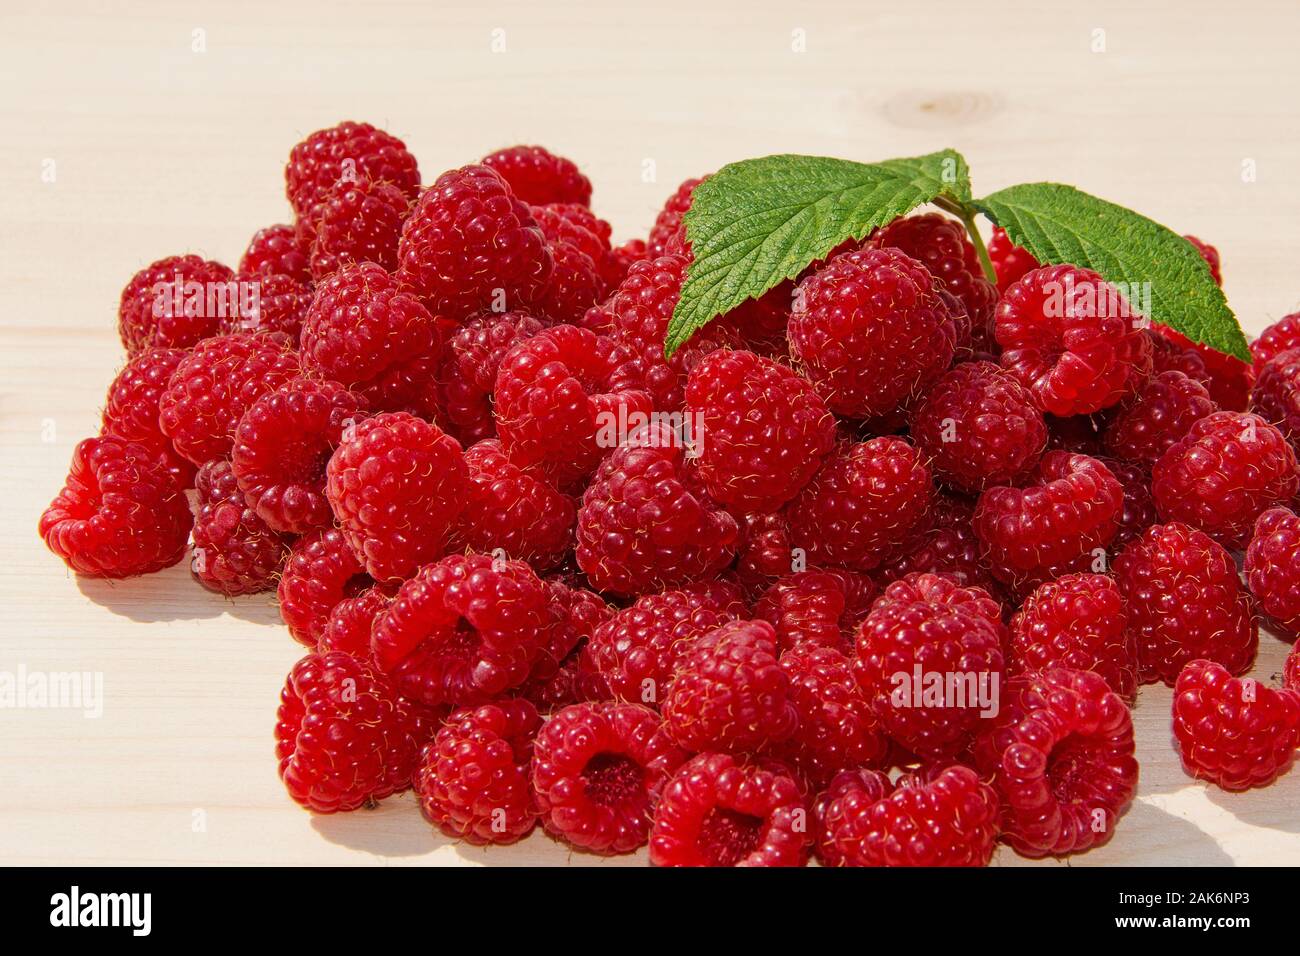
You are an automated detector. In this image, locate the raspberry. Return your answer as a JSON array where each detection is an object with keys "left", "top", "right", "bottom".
[
  {"left": 305, "top": 177, "right": 412, "bottom": 280},
  {"left": 413, "top": 699, "right": 541, "bottom": 845},
  {"left": 853, "top": 573, "right": 1006, "bottom": 759},
  {"left": 397, "top": 164, "right": 552, "bottom": 320},
  {"left": 451, "top": 439, "right": 576, "bottom": 571},
  {"left": 1151, "top": 411, "right": 1299, "bottom": 548},
  {"left": 521, "top": 582, "right": 612, "bottom": 692},
  {"left": 661, "top": 619, "right": 797, "bottom": 753},
  {"left": 39, "top": 436, "right": 191, "bottom": 578},
  {"left": 773, "top": 644, "right": 889, "bottom": 788},
  {"left": 277, "top": 528, "right": 373, "bottom": 647},
  {"left": 239, "top": 223, "right": 311, "bottom": 282},
  {"left": 1251, "top": 312, "right": 1300, "bottom": 368},
  {"left": 117, "top": 255, "right": 236, "bottom": 354},
  {"left": 1286, "top": 644, "right": 1300, "bottom": 693},
  {"left": 1158, "top": 325, "right": 1254, "bottom": 411},
  {"left": 1113, "top": 522, "right": 1257, "bottom": 685},
  {"left": 712, "top": 285, "right": 794, "bottom": 358},
  {"left": 231, "top": 377, "right": 367, "bottom": 534},
  {"left": 220, "top": 272, "right": 314, "bottom": 340},
  {"left": 685, "top": 349, "right": 835, "bottom": 511},
  {"left": 1009, "top": 573, "right": 1138, "bottom": 703},
  {"left": 371, "top": 553, "right": 556, "bottom": 707},
  {"left": 529, "top": 231, "right": 605, "bottom": 325},
  {"left": 1098, "top": 456, "right": 1159, "bottom": 547},
  {"left": 987, "top": 226, "right": 1039, "bottom": 292},
  {"left": 1173, "top": 660, "right": 1300, "bottom": 791},
  {"left": 784, "top": 437, "right": 934, "bottom": 572},
  {"left": 299, "top": 262, "right": 446, "bottom": 417},
  {"left": 753, "top": 570, "right": 877, "bottom": 652},
  {"left": 494, "top": 324, "right": 651, "bottom": 489},
  {"left": 532, "top": 701, "right": 687, "bottom": 854},
  {"left": 789, "top": 246, "right": 956, "bottom": 419},
  {"left": 481, "top": 145, "right": 592, "bottom": 207},
  {"left": 576, "top": 423, "right": 739, "bottom": 595},
  {"left": 1244, "top": 507, "right": 1300, "bottom": 639},
  {"left": 733, "top": 510, "right": 798, "bottom": 597},
  {"left": 1102, "top": 369, "right": 1218, "bottom": 466},
  {"left": 813, "top": 765, "right": 999, "bottom": 867},
  {"left": 607, "top": 238, "right": 648, "bottom": 287},
  {"left": 189, "top": 460, "right": 287, "bottom": 595},
  {"left": 910, "top": 360, "right": 1048, "bottom": 492},
  {"left": 530, "top": 203, "right": 614, "bottom": 298},
  {"left": 649, "top": 752, "right": 810, "bottom": 867},
  {"left": 101, "top": 346, "right": 194, "bottom": 486},
  {"left": 1250, "top": 347, "right": 1300, "bottom": 448},
  {"left": 1183, "top": 234, "right": 1223, "bottom": 285},
  {"left": 1148, "top": 326, "right": 1212, "bottom": 383},
  {"left": 646, "top": 176, "right": 705, "bottom": 257},
  {"left": 318, "top": 586, "right": 391, "bottom": 658},
  {"left": 439, "top": 311, "right": 547, "bottom": 445},
  {"left": 275, "top": 651, "right": 429, "bottom": 813},
  {"left": 284, "top": 121, "right": 419, "bottom": 220},
  {"left": 326, "top": 412, "right": 467, "bottom": 582}
]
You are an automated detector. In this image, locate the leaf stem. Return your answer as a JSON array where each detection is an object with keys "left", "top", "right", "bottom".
[{"left": 935, "top": 196, "right": 997, "bottom": 285}]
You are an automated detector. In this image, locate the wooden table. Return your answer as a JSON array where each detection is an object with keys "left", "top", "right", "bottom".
[{"left": 3, "top": 0, "right": 1298, "bottom": 866}]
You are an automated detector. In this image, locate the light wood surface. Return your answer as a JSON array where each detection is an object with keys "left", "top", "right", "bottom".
[{"left": 3, "top": 0, "right": 1298, "bottom": 866}]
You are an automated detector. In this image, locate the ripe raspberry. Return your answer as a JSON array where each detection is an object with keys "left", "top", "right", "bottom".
[
  {"left": 789, "top": 246, "right": 956, "bottom": 419},
  {"left": 494, "top": 324, "right": 651, "bottom": 489},
  {"left": 529, "top": 232, "right": 604, "bottom": 325},
  {"left": 284, "top": 121, "right": 419, "bottom": 220},
  {"left": 685, "top": 349, "right": 835, "bottom": 511},
  {"left": 753, "top": 570, "right": 877, "bottom": 652},
  {"left": 1102, "top": 370, "right": 1218, "bottom": 466},
  {"left": 39, "top": 436, "right": 191, "bottom": 578},
  {"left": 101, "top": 346, "right": 194, "bottom": 486},
  {"left": 326, "top": 412, "right": 466, "bottom": 581},
  {"left": 813, "top": 765, "right": 999, "bottom": 867},
  {"left": 1173, "top": 660, "right": 1300, "bottom": 791},
  {"left": 1244, "top": 507, "right": 1300, "bottom": 639},
  {"left": 299, "top": 262, "right": 445, "bottom": 417},
  {"left": 305, "top": 177, "right": 412, "bottom": 280},
  {"left": 413, "top": 698, "right": 541, "bottom": 845},
  {"left": 1183, "top": 234, "right": 1223, "bottom": 285},
  {"left": 1009, "top": 573, "right": 1138, "bottom": 703},
  {"left": 576, "top": 423, "right": 739, "bottom": 595},
  {"left": 439, "top": 310, "right": 547, "bottom": 445},
  {"left": 1250, "top": 312, "right": 1300, "bottom": 368},
  {"left": 397, "top": 164, "right": 552, "bottom": 320},
  {"left": 277, "top": 528, "right": 373, "bottom": 647},
  {"left": 1158, "top": 325, "right": 1254, "bottom": 411},
  {"left": 521, "top": 582, "right": 612, "bottom": 692},
  {"left": 1097, "top": 456, "right": 1159, "bottom": 547},
  {"left": 732, "top": 510, "right": 798, "bottom": 597},
  {"left": 371, "top": 553, "right": 556, "bottom": 707},
  {"left": 1113, "top": 522, "right": 1257, "bottom": 685},
  {"left": 853, "top": 573, "right": 1006, "bottom": 759},
  {"left": 318, "top": 586, "right": 391, "bottom": 658},
  {"left": 712, "top": 285, "right": 793, "bottom": 358},
  {"left": 275, "top": 651, "right": 429, "bottom": 813},
  {"left": 219, "top": 272, "right": 314, "bottom": 340},
  {"left": 232, "top": 377, "right": 366, "bottom": 534},
  {"left": 910, "top": 360, "right": 1048, "bottom": 492},
  {"left": 784, "top": 437, "right": 934, "bottom": 572},
  {"left": 117, "top": 255, "right": 236, "bottom": 354},
  {"left": 1250, "top": 347, "right": 1300, "bottom": 447},
  {"left": 987, "top": 226, "right": 1039, "bottom": 292},
  {"left": 1148, "top": 326, "right": 1212, "bottom": 383},
  {"left": 481, "top": 145, "right": 592, "bottom": 207},
  {"left": 646, "top": 176, "right": 705, "bottom": 257},
  {"left": 451, "top": 439, "right": 575, "bottom": 571},
  {"left": 607, "top": 238, "right": 649, "bottom": 287},
  {"left": 532, "top": 701, "right": 686, "bottom": 854},
  {"left": 158, "top": 332, "right": 301, "bottom": 466},
  {"left": 190, "top": 460, "right": 287, "bottom": 596},
  {"left": 1151, "top": 411, "right": 1299, "bottom": 548},
  {"left": 239, "top": 223, "right": 310, "bottom": 282},
  {"left": 530, "top": 202, "right": 614, "bottom": 290},
  {"left": 649, "top": 752, "right": 810, "bottom": 867}
]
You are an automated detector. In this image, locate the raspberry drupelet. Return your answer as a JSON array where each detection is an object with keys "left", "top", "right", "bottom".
[
  {"left": 284, "top": 120, "right": 420, "bottom": 220},
  {"left": 1244, "top": 507, "right": 1300, "bottom": 639},
  {"left": 277, "top": 528, "right": 374, "bottom": 648},
  {"left": 117, "top": 255, "right": 236, "bottom": 354},
  {"left": 189, "top": 460, "right": 287, "bottom": 596}
]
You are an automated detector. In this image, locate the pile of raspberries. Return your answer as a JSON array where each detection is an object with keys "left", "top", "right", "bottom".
[{"left": 40, "top": 120, "right": 1300, "bottom": 866}]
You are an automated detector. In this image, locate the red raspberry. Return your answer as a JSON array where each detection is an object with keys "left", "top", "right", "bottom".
[
  {"left": 789, "top": 246, "right": 956, "bottom": 419},
  {"left": 784, "top": 437, "right": 934, "bottom": 572},
  {"left": 853, "top": 573, "right": 1006, "bottom": 759},
  {"left": 413, "top": 698, "right": 541, "bottom": 845},
  {"left": 646, "top": 176, "right": 705, "bottom": 257},
  {"left": 371, "top": 553, "right": 556, "bottom": 707},
  {"left": 987, "top": 226, "right": 1040, "bottom": 292},
  {"left": 284, "top": 121, "right": 419, "bottom": 220},
  {"left": 685, "top": 349, "right": 835, "bottom": 511},
  {"left": 305, "top": 177, "right": 412, "bottom": 280},
  {"left": 494, "top": 324, "right": 651, "bottom": 490},
  {"left": 219, "top": 272, "right": 314, "bottom": 340},
  {"left": 1250, "top": 347, "right": 1300, "bottom": 448},
  {"left": 481, "top": 145, "right": 592, "bottom": 207},
  {"left": 1151, "top": 410, "right": 1299, "bottom": 548},
  {"left": 1102, "top": 369, "right": 1218, "bottom": 465},
  {"left": 732, "top": 510, "right": 798, "bottom": 597},
  {"left": 813, "top": 765, "right": 999, "bottom": 867},
  {"left": 1098, "top": 456, "right": 1160, "bottom": 548},
  {"left": 607, "top": 237, "right": 649, "bottom": 287},
  {"left": 1158, "top": 325, "right": 1254, "bottom": 411},
  {"left": 1173, "top": 660, "right": 1300, "bottom": 791},
  {"left": 997, "top": 265, "right": 1152, "bottom": 416},
  {"left": 1148, "top": 326, "right": 1212, "bottom": 383},
  {"left": 530, "top": 203, "right": 614, "bottom": 288},
  {"left": 753, "top": 570, "right": 877, "bottom": 652},
  {"left": 275, "top": 651, "right": 429, "bottom": 813},
  {"left": 1251, "top": 312, "right": 1300, "bottom": 368},
  {"left": 101, "top": 346, "right": 194, "bottom": 486},
  {"left": 39, "top": 436, "right": 191, "bottom": 578},
  {"left": 532, "top": 701, "right": 687, "bottom": 854},
  {"left": 877, "top": 494, "right": 999, "bottom": 594},
  {"left": 1114, "top": 522, "right": 1257, "bottom": 685},
  {"left": 117, "top": 255, "right": 236, "bottom": 354},
  {"left": 231, "top": 377, "right": 367, "bottom": 534},
  {"left": 189, "top": 460, "right": 287, "bottom": 596},
  {"left": 277, "top": 528, "right": 373, "bottom": 647},
  {"left": 439, "top": 310, "right": 547, "bottom": 445},
  {"left": 318, "top": 586, "right": 391, "bottom": 658},
  {"left": 1183, "top": 234, "right": 1223, "bottom": 285},
  {"left": 1244, "top": 507, "right": 1300, "bottom": 639},
  {"left": 326, "top": 412, "right": 467, "bottom": 582},
  {"left": 649, "top": 752, "right": 810, "bottom": 867},
  {"left": 239, "top": 224, "right": 310, "bottom": 282},
  {"left": 299, "top": 262, "right": 445, "bottom": 417},
  {"left": 576, "top": 423, "right": 739, "bottom": 595},
  {"left": 529, "top": 232, "right": 605, "bottom": 325},
  {"left": 712, "top": 285, "right": 794, "bottom": 358},
  {"left": 520, "top": 582, "right": 612, "bottom": 693},
  {"left": 451, "top": 439, "right": 575, "bottom": 571},
  {"left": 1009, "top": 573, "right": 1138, "bottom": 703},
  {"left": 910, "top": 360, "right": 1048, "bottom": 492},
  {"left": 397, "top": 164, "right": 552, "bottom": 320}
]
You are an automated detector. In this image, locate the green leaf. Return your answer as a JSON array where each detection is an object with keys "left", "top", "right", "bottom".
[
  {"left": 976, "top": 183, "right": 1249, "bottom": 361},
  {"left": 665, "top": 149, "right": 972, "bottom": 357}
]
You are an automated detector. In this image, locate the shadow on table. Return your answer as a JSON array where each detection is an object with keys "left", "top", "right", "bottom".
[
  {"left": 1108, "top": 799, "right": 1236, "bottom": 866},
  {"left": 1204, "top": 776, "right": 1300, "bottom": 836},
  {"left": 76, "top": 563, "right": 283, "bottom": 625},
  {"left": 311, "top": 796, "right": 448, "bottom": 858}
]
